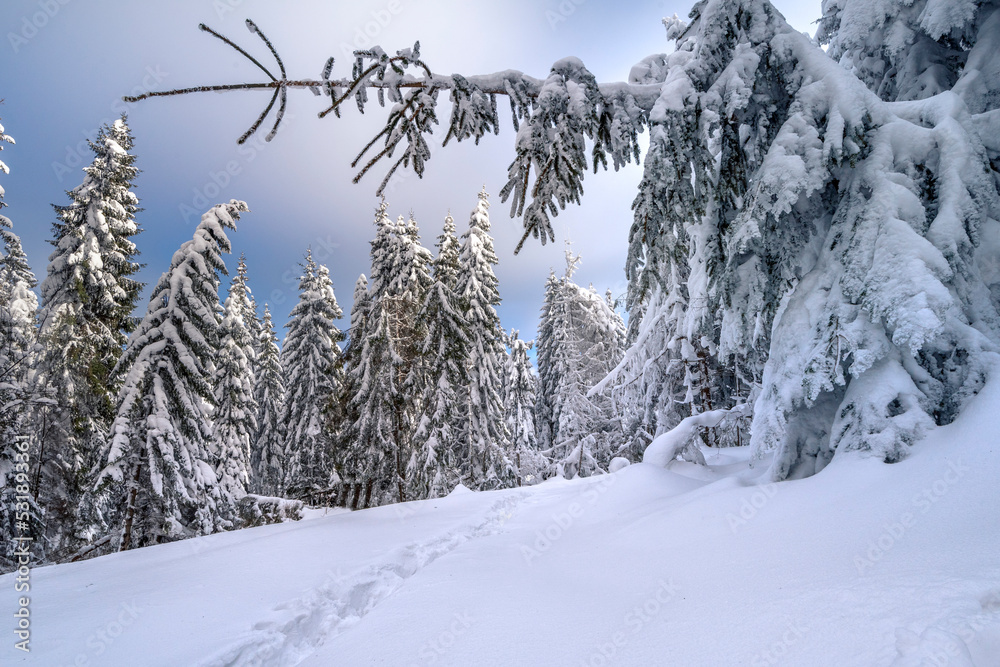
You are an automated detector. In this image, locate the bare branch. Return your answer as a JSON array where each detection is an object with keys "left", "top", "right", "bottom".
[
  {"left": 198, "top": 23, "right": 276, "bottom": 82},
  {"left": 238, "top": 87, "right": 280, "bottom": 145},
  {"left": 245, "top": 19, "right": 285, "bottom": 79}
]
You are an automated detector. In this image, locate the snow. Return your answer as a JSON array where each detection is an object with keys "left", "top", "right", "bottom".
[{"left": 5, "top": 377, "right": 999, "bottom": 665}]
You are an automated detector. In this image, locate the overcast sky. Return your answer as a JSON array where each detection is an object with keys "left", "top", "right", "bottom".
[{"left": 1, "top": 0, "right": 822, "bottom": 347}]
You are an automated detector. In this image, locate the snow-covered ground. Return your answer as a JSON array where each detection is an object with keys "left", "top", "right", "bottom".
[{"left": 5, "top": 381, "right": 1000, "bottom": 666}]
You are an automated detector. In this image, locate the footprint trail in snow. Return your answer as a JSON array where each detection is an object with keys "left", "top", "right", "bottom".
[{"left": 199, "top": 493, "right": 526, "bottom": 667}]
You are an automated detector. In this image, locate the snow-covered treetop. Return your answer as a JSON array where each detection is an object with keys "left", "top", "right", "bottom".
[
  {"left": 0, "top": 115, "right": 29, "bottom": 286},
  {"left": 0, "top": 216, "right": 36, "bottom": 291},
  {"left": 349, "top": 273, "right": 370, "bottom": 336},
  {"left": 40, "top": 115, "right": 143, "bottom": 335},
  {"left": 114, "top": 199, "right": 249, "bottom": 395},
  {"left": 433, "top": 213, "right": 461, "bottom": 290},
  {"left": 225, "top": 254, "right": 255, "bottom": 328},
  {"left": 101, "top": 200, "right": 249, "bottom": 494},
  {"left": 458, "top": 187, "right": 501, "bottom": 318},
  {"left": 0, "top": 116, "right": 12, "bottom": 200}
]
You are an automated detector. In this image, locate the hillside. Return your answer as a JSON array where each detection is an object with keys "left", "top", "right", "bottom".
[{"left": 4, "top": 379, "right": 999, "bottom": 665}]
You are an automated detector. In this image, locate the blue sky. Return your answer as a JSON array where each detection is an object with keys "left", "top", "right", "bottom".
[{"left": 1, "top": 0, "right": 822, "bottom": 345}]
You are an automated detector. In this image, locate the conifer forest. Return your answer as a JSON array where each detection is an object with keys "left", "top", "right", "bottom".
[{"left": 2, "top": 0, "right": 1000, "bottom": 664}]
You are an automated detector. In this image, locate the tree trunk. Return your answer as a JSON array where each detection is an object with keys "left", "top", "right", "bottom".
[
  {"left": 395, "top": 419, "right": 406, "bottom": 504},
  {"left": 697, "top": 347, "right": 717, "bottom": 448},
  {"left": 362, "top": 479, "right": 374, "bottom": 509},
  {"left": 69, "top": 534, "right": 113, "bottom": 562},
  {"left": 118, "top": 460, "right": 142, "bottom": 552}
]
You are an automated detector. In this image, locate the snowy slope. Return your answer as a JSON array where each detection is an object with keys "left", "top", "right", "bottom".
[{"left": 4, "top": 382, "right": 1000, "bottom": 666}]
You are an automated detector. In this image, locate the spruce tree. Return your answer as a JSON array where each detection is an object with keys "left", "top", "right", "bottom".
[
  {"left": 251, "top": 304, "right": 286, "bottom": 496},
  {"left": 409, "top": 213, "right": 469, "bottom": 499},
  {"left": 348, "top": 299, "right": 396, "bottom": 506},
  {"left": 503, "top": 331, "right": 546, "bottom": 486},
  {"left": 237, "top": 255, "right": 265, "bottom": 379},
  {"left": 333, "top": 274, "right": 372, "bottom": 506},
  {"left": 456, "top": 187, "right": 515, "bottom": 489},
  {"left": 279, "top": 251, "right": 344, "bottom": 500},
  {"left": 0, "top": 118, "right": 45, "bottom": 571},
  {"left": 99, "top": 200, "right": 248, "bottom": 550},
  {"left": 346, "top": 201, "right": 432, "bottom": 505},
  {"left": 213, "top": 257, "right": 258, "bottom": 504},
  {"left": 534, "top": 270, "right": 562, "bottom": 454},
  {"left": 536, "top": 251, "right": 626, "bottom": 477},
  {"left": 597, "top": 0, "right": 1000, "bottom": 479},
  {"left": 0, "top": 221, "right": 38, "bottom": 452},
  {"left": 34, "top": 116, "right": 143, "bottom": 553},
  {"left": 818, "top": 0, "right": 1000, "bottom": 111}
]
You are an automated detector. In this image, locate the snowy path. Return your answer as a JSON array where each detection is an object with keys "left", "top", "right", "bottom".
[
  {"left": 3, "top": 379, "right": 1000, "bottom": 665},
  {"left": 199, "top": 494, "right": 527, "bottom": 667}
]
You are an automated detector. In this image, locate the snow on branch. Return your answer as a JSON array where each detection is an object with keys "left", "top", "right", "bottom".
[
  {"left": 643, "top": 404, "right": 751, "bottom": 468},
  {"left": 122, "top": 19, "right": 661, "bottom": 252}
]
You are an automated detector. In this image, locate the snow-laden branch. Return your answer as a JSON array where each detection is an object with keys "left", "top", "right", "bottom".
[
  {"left": 123, "top": 19, "right": 661, "bottom": 252},
  {"left": 643, "top": 404, "right": 752, "bottom": 468}
]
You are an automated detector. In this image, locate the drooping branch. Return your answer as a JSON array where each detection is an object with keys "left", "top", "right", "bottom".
[{"left": 123, "top": 19, "right": 661, "bottom": 251}]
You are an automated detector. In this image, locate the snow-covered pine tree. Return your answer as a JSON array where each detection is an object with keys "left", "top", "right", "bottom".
[
  {"left": 817, "top": 0, "right": 1000, "bottom": 112},
  {"left": 279, "top": 250, "right": 344, "bottom": 502},
  {"left": 408, "top": 213, "right": 469, "bottom": 499},
  {"left": 213, "top": 256, "right": 259, "bottom": 505},
  {"left": 99, "top": 200, "right": 248, "bottom": 551},
  {"left": 599, "top": 0, "right": 1000, "bottom": 479},
  {"left": 0, "top": 221, "right": 38, "bottom": 458},
  {"left": 537, "top": 250, "right": 626, "bottom": 478},
  {"left": 0, "top": 118, "right": 45, "bottom": 571},
  {"left": 0, "top": 115, "right": 11, "bottom": 180},
  {"left": 534, "top": 270, "right": 562, "bottom": 454},
  {"left": 456, "top": 187, "right": 516, "bottom": 489},
  {"left": 503, "top": 330, "right": 546, "bottom": 485},
  {"left": 346, "top": 202, "right": 433, "bottom": 505},
  {"left": 335, "top": 273, "right": 372, "bottom": 507},
  {"left": 396, "top": 210, "right": 435, "bottom": 444},
  {"left": 251, "top": 304, "right": 286, "bottom": 496},
  {"left": 34, "top": 115, "right": 143, "bottom": 554},
  {"left": 345, "top": 206, "right": 401, "bottom": 506},
  {"left": 236, "top": 254, "right": 264, "bottom": 377}
]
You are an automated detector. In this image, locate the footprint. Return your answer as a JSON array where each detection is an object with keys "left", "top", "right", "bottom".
[{"left": 197, "top": 492, "right": 526, "bottom": 667}]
